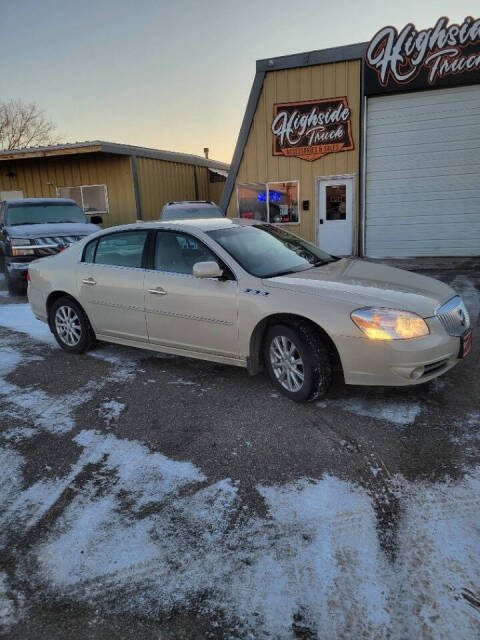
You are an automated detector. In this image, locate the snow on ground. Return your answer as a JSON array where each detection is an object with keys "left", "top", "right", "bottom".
[
  {"left": 1, "top": 427, "right": 478, "bottom": 638},
  {"left": 0, "top": 303, "right": 56, "bottom": 346},
  {"left": 391, "top": 470, "right": 480, "bottom": 638},
  {"left": 0, "top": 348, "right": 23, "bottom": 377},
  {"left": 98, "top": 400, "right": 125, "bottom": 425},
  {"left": 317, "top": 397, "right": 422, "bottom": 426},
  {"left": 0, "top": 303, "right": 167, "bottom": 382},
  {"left": 1, "top": 276, "right": 479, "bottom": 637},
  {"left": 0, "top": 570, "right": 25, "bottom": 629},
  {"left": 0, "top": 344, "right": 96, "bottom": 435}
]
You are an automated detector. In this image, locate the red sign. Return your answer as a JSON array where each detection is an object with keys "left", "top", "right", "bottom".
[{"left": 271, "top": 97, "right": 354, "bottom": 162}]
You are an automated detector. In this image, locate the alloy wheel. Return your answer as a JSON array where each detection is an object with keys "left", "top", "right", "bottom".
[
  {"left": 269, "top": 335, "right": 305, "bottom": 392},
  {"left": 55, "top": 305, "right": 82, "bottom": 347}
]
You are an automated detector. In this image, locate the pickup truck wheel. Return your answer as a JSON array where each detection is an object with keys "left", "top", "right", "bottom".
[
  {"left": 50, "top": 296, "right": 96, "bottom": 354},
  {"left": 5, "top": 269, "right": 27, "bottom": 295},
  {"left": 264, "top": 324, "right": 332, "bottom": 402}
]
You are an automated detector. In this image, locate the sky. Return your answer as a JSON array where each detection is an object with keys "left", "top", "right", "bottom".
[{"left": 2, "top": 0, "right": 479, "bottom": 163}]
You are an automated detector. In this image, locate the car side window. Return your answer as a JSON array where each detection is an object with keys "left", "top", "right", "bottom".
[
  {"left": 92, "top": 231, "right": 148, "bottom": 268},
  {"left": 154, "top": 231, "right": 233, "bottom": 278},
  {"left": 83, "top": 239, "right": 97, "bottom": 263}
]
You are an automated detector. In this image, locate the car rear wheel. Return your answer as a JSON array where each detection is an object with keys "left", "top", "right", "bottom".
[
  {"left": 50, "top": 296, "right": 96, "bottom": 354},
  {"left": 264, "top": 324, "right": 332, "bottom": 402}
]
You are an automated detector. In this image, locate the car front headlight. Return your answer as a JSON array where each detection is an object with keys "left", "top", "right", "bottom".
[
  {"left": 10, "top": 238, "right": 34, "bottom": 256},
  {"left": 351, "top": 308, "right": 430, "bottom": 340}
]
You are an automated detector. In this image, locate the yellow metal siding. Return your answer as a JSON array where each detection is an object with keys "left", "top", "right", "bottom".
[
  {"left": 0, "top": 153, "right": 136, "bottom": 227},
  {"left": 227, "top": 60, "right": 361, "bottom": 249},
  {"left": 137, "top": 157, "right": 208, "bottom": 221},
  {"left": 208, "top": 179, "right": 225, "bottom": 204},
  {"left": 196, "top": 166, "right": 210, "bottom": 201}
]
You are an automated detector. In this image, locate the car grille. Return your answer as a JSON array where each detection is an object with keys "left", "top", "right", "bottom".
[
  {"left": 32, "top": 235, "right": 83, "bottom": 256},
  {"left": 422, "top": 359, "right": 448, "bottom": 376},
  {"left": 435, "top": 296, "right": 471, "bottom": 337}
]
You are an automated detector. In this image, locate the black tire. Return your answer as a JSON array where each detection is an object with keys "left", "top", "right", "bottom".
[
  {"left": 5, "top": 269, "right": 27, "bottom": 295},
  {"left": 50, "top": 296, "right": 96, "bottom": 354},
  {"left": 264, "top": 323, "right": 332, "bottom": 402}
]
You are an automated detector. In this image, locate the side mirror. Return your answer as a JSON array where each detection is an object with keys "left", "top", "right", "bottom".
[
  {"left": 193, "top": 261, "right": 224, "bottom": 279},
  {"left": 90, "top": 215, "right": 103, "bottom": 225}
]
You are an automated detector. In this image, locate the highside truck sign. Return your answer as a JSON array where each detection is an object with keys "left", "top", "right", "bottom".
[
  {"left": 271, "top": 97, "right": 354, "bottom": 162},
  {"left": 365, "top": 16, "right": 480, "bottom": 94}
]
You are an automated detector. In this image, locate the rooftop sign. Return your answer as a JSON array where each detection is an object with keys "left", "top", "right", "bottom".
[{"left": 364, "top": 16, "right": 480, "bottom": 95}]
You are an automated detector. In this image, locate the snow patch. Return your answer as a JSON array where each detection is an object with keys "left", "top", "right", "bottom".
[
  {"left": 98, "top": 400, "right": 125, "bottom": 424},
  {"left": 0, "top": 571, "right": 25, "bottom": 629},
  {"left": 318, "top": 397, "right": 421, "bottom": 426},
  {"left": 391, "top": 469, "right": 480, "bottom": 638},
  {"left": 167, "top": 378, "right": 198, "bottom": 386},
  {"left": 0, "top": 348, "right": 23, "bottom": 377},
  {"left": 1, "top": 427, "right": 479, "bottom": 637},
  {"left": 0, "top": 303, "right": 56, "bottom": 345},
  {"left": 0, "top": 378, "right": 96, "bottom": 435}
]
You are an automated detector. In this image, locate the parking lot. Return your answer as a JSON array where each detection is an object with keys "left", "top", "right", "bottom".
[{"left": 0, "top": 268, "right": 479, "bottom": 639}]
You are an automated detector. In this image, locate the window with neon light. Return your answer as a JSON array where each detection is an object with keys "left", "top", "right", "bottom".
[{"left": 237, "top": 181, "right": 299, "bottom": 224}]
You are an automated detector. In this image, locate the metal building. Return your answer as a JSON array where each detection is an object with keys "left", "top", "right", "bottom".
[
  {"left": 0, "top": 141, "right": 229, "bottom": 227},
  {"left": 223, "top": 16, "right": 480, "bottom": 258}
]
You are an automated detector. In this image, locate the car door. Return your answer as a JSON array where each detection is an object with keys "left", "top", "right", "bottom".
[
  {"left": 144, "top": 230, "right": 239, "bottom": 356},
  {"left": 78, "top": 229, "right": 149, "bottom": 342}
]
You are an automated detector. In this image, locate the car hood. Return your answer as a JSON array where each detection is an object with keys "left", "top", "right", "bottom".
[
  {"left": 263, "top": 258, "right": 456, "bottom": 317},
  {"left": 5, "top": 222, "right": 100, "bottom": 238}
]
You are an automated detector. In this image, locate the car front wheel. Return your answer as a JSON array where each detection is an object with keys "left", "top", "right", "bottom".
[
  {"left": 264, "top": 324, "right": 332, "bottom": 402},
  {"left": 50, "top": 296, "right": 96, "bottom": 354}
]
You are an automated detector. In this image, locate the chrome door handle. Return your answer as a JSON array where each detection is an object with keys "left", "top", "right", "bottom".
[
  {"left": 148, "top": 287, "right": 167, "bottom": 295},
  {"left": 82, "top": 277, "right": 97, "bottom": 285}
]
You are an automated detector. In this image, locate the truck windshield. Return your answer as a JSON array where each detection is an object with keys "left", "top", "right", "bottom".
[
  {"left": 5, "top": 202, "right": 87, "bottom": 226},
  {"left": 207, "top": 224, "right": 336, "bottom": 278}
]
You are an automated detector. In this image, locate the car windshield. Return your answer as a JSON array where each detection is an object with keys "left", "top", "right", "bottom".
[
  {"left": 207, "top": 224, "right": 336, "bottom": 278},
  {"left": 162, "top": 206, "right": 223, "bottom": 221},
  {"left": 5, "top": 202, "right": 87, "bottom": 226}
]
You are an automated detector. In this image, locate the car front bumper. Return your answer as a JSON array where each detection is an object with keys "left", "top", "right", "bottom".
[{"left": 335, "top": 316, "right": 467, "bottom": 386}]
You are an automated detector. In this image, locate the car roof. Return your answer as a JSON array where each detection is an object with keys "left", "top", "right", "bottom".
[
  {"left": 163, "top": 201, "right": 220, "bottom": 209},
  {"left": 4, "top": 198, "right": 79, "bottom": 206},
  {"left": 92, "top": 217, "right": 262, "bottom": 236}
]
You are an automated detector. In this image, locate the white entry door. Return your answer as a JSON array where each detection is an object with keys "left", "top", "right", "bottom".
[{"left": 316, "top": 176, "right": 354, "bottom": 255}]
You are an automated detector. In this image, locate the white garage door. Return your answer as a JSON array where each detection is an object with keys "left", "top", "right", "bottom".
[{"left": 365, "top": 85, "right": 480, "bottom": 257}]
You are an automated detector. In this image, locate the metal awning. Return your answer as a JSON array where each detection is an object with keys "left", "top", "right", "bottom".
[{"left": 208, "top": 167, "right": 228, "bottom": 178}]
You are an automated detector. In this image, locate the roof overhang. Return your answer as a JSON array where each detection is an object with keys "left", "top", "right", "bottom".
[
  {"left": 0, "top": 140, "right": 230, "bottom": 171},
  {"left": 0, "top": 143, "right": 103, "bottom": 161},
  {"left": 208, "top": 167, "right": 228, "bottom": 178}
]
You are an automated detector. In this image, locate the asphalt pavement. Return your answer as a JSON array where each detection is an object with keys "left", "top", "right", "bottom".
[{"left": 0, "top": 268, "right": 479, "bottom": 639}]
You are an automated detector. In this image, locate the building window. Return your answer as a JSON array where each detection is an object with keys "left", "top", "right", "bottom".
[
  {"left": 237, "top": 181, "right": 299, "bottom": 224},
  {"left": 237, "top": 183, "right": 267, "bottom": 221},
  {"left": 325, "top": 185, "right": 346, "bottom": 220},
  {"left": 57, "top": 184, "right": 109, "bottom": 214}
]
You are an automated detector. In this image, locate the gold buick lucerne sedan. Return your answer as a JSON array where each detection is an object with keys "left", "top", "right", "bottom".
[{"left": 27, "top": 218, "right": 472, "bottom": 402}]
